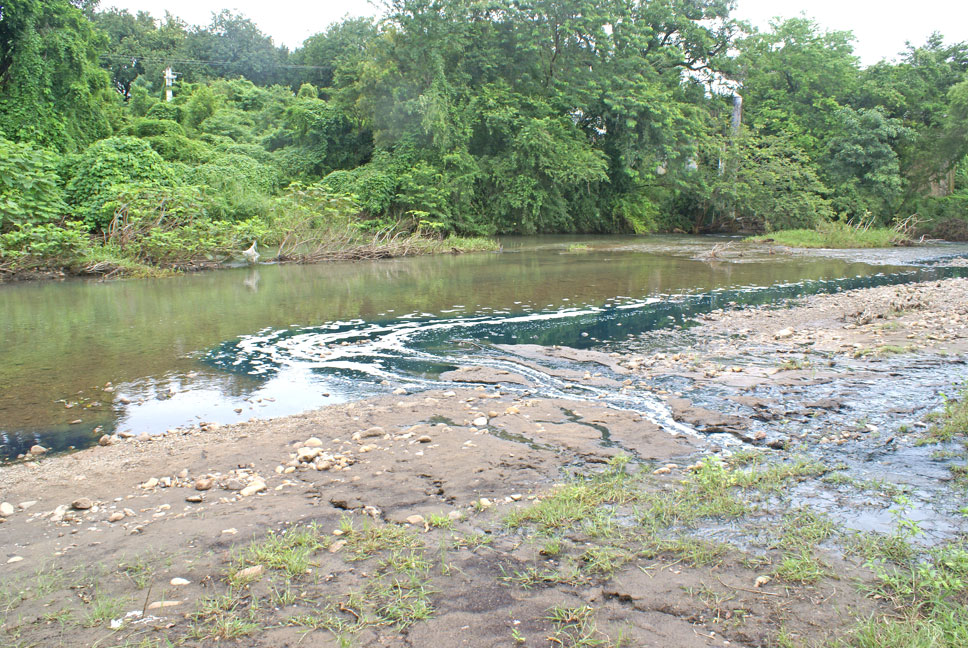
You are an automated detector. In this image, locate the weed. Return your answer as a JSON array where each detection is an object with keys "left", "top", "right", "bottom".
[
  {"left": 339, "top": 517, "right": 419, "bottom": 561},
  {"left": 232, "top": 523, "right": 323, "bottom": 581},
  {"left": 546, "top": 605, "right": 625, "bottom": 647},
  {"left": 774, "top": 551, "right": 827, "bottom": 584},
  {"left": 83, "top": 592, "right": 127, "bottom": 627}
]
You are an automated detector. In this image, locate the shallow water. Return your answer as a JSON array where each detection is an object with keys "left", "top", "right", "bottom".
[{"left": 2, "top": 235, "right": 968, "bottom": 458}]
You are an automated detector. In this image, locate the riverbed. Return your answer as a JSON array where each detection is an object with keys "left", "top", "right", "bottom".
[{"left": 2, "top": 235, "right": 967, "bottom": 458}]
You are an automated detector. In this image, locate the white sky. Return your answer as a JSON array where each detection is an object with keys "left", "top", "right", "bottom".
[{"left": 101, "top": 0, "right": 968, "bottom": 65}]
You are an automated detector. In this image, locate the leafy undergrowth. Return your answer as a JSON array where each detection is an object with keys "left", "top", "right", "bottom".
[{"left": 750, "top": 222, "right": 907, "bottom": 249}]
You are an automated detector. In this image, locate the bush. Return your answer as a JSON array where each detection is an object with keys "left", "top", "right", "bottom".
[
  {"left": 65, "top": 137, "right": 178, "bottom": 232},
  {"left": 0, "top": 137, "right": 69, "bottom": 232},
  {"left": 0, "top": 221, "right": 90, "bottom": 266},
  {"left": 121, "top": 118, "right": 186, "bottom": 138}
]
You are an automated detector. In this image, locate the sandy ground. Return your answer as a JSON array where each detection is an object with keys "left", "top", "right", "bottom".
[{"left": 1, "top": 278, "right": 967, "bottom": 647}]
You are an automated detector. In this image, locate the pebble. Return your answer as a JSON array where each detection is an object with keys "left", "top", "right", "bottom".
[
  {"left": 185, "top": 494, "right": 203, "bottom": 503},
  {"left": 170, "top": 577, "right": 190, "bottom": 586},
  {"left": 0, "top": 502, "right": 13, "bottom": 517},
  {"left": 236, "top": 565, "right": 264, "bottom": 580},
  {"left": 774, "top": 328, "right": 794, "bottom": 340},
  {"left": 18, "top": 501, "right": 37, "bottom": 511},
  {"left": 146, "top": 601, "right": 182, "bottom": 610},
  {"left": 393, "top": 388, "right": 408, "bottom": 395},
  {"left": 240, "top": 481, "right": 266, "bottom": 497},
  {"left": 405, "top": 514, "right": 425, "bottom": 525},
  {"left": 7, "top": 556, "right": 24, "bottom": 564},
  {"left": 304, "top": 437, "right": 324, "bottom": 447},
  {"left": 754, "top": 575, "right": 772, "bottom": 588},
  {"left": 29, "top": 445, "right": 47, "bottom": 456},
  {"left": 178, "top": 468, "right": 189, "bottom": 479},
  {"left": 224, "top": 479, "right": 245, "bottom": 491},
  {"left": 141, "top": 478, "right": 159, "bottom": 489},
  {"left": 194, "top": 477, "right": 214, "bottom": 491},
  {"left": 477, "top": 497, "right": 493, "bottom": 509},
  {"left": 108, "top": 511, "right": 125, "bottom": 522},
  {"left": 416, "top": 435, "right": 433, "bottom": 443},
  {"left": 473, "top": 417, "right": 488, "bottom": 427},
  {"left": 360, "top": 426, "right": 385, "bottom": 438},
  {"left": 98, "top": 434, "right": 114, "bottom": 446},
  {"left": 71, "top": 498, "right": 93, "bottom": 510}
]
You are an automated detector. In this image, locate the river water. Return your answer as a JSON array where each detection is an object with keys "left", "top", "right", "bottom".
[{"left": 3, "top": 235, "right": 967, "bottom": 459}]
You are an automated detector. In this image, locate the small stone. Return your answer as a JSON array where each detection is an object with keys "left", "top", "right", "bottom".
[
  {"left": 774, "top": 328, "right": 794, "bottom": 340},
  {"left": 236, "top": 565, "right": 264, "bottom": 581},
  {"left": 18, "top": 501, "right": 37, "bottom": 511},
  {"left": 141, "top": 478, "right": 159, "bottom": 490},
  {"left": 224, "top": 478, "right": 245, "bottom": 491},
  {"left": 0, "top": 502, "right": 13, "bottom": 517},
  {"left": 359, "top": 444, "right": 377, "bottom": 453},
  {"left": 447, "top": 510, "right": 462, "bottom": 520},
  {"left": 297, "top": 447, "right": 320, "bottom": 462},
  {"left": 108, "top": 511, "right": 125, "bottom": 522},
  {"left": 510, "top": 493, "right": 523, "bottom": 501},
  {"left": 146, "top": 600, "right": 182, "bottom": 610},
  {"left": 29, "top": 445, "right": 47, "bottom": 456},
  {"left": 405, "top": 514, "right": 425, "bottom": 526},
  {"left": 185, "top": 494, "right": 203, "bottom": 503},
  {"left": 360, "top": 426, "right": 385, "bottom": 438},
  {"left": 98, "top": 434, "right": 113, "bottom": 446},
  {"left": 329, "top": 540, "right": 346, "bottom": 553},
  {"left": 477, "top": 497, "right": 492, "bottom": 509},
  {"left": 754, "top": 575, "right": 771, "bottom": 588},
  {"left": 234, "top": 407, "right": 243, "bottom": 413},
  {"left": 71, "top": 498, "right": 93, "bottom": 510},
  {"left": 392, "top": 388, "right": 407, "bottom": 395},
  {"left": 416, "top": 435, "right": 433, "bottom": 443},
  {"left": 240, "top": 481, "right": 266, "bottom": 497},
  {"left": 505, "top": 406, "right": 520, "bottom": 415},
  {"left": 7, "top": 556, "right": 24, "bottom": 564},
  {"left": 170, "top": 577, "right": 190, "bottom": 586},
  {"left": 304, "top": 437, "right": 324, "bottom": 447},
  {"left": 473, "top": 417, "right": 488, "bottom": 427},
  {"left": 194, "top": 477, "right": 214, "bottom": 491},
  {"left": 652, "top": 467, "right": 671, "bottom": 475},
  {"left": 177, "top": 469, "right": 189, "bottom": 479},
  {"left": 118, "top": 396, "right": 131, "bottom": 404}
]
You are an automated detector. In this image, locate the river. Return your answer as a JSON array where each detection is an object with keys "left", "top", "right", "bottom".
[{"left": 2, "top": 235, "right": 967, "bottom": 459}]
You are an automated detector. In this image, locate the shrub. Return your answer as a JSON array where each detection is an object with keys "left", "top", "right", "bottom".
[
  {"left": 65, "top": 137, "right": 178, "bottom": 232},
  {"left": 0, "top": 137, "right": 69, "bottom": 232},
  {"left": 0, "top": 221, "right": 90, "bottom": 266}
]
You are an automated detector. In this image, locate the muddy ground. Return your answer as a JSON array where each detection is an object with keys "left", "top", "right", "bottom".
[{"left": 2, "top": 278, "right": 967, "bottom": 647}]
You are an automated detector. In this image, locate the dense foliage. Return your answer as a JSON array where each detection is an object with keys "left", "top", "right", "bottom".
[{"left": 1, "top": 0, "right": 967, "bottom": 275}]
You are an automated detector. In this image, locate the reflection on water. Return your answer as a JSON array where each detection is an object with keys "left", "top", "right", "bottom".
[{"left": 2, "top": 235, "right": 967, "bottom": 457}]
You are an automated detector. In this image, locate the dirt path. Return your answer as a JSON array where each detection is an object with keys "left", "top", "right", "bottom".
[{"left": 2, "top": 278, "right": 967, "bottom": 647}]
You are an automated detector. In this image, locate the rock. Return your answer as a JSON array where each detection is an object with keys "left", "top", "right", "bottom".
[
  {"left": 505, "top": 406, "right": 520, "bottom": 415},
  {"left": 98, "top": 434, "right": 113, "bottom": 446},
  {"left": 297, "top": 447, "right": 320, "bottom": 462},
  {"left": 18, "top": 501, "right": 37, "bottom": 511},
  {"left": 7, "top": 556, "right": 24, "bottom": 564},
  {"left": 473, "top": 417, "right": 488, "bottom": 427},
  {"left": 754, "top": 575, "right": 771, "bottom": 588},
  {"left": 510, "top": 493, "right": 523, "bottom": 501},
  {"left": 477, "top": 497, "right": 493, "bottom": 509},
  {"left": 170, "top": 578, "right": 190, "bottom": 586},
  {"left": 329, "top": 540, "right": 346, "bottom": 553},
  {"left": 146, "top": 601, "right": 182, "bottom": 610},
  {"left": 118, "top": 396, "right": 131, "bottom": 404},
  {"left": 392, "top": 388, "right": 408, "bottom": 395},
  {"left": 360, "top": 426, "right": 385, "bottom": 438},
  {"left": 224, "top": 478, "right": 245, "bottom": 491},
  {"left": 29, "top": 445, "right": 47, "bottom": 456},
  {"left": 236, "top": 565, "right": 263, "bottom": 580},
  {"left": 194, "top": 477, "right": 214, "bottom": 491},
  {"left": 108, "top": 511, "right": 125, "bottom": 522},
  {"left": 416, "top": 435, "right": 433, "bottom": 443},
  {"left": 303, "top": 437, "right": 324, "bottom": 447},
  {"left": 652, "top": 467, "right": 671, "bottom": 475},
  {"left": 774, "top": 328, "right": 794, "bottom": 340},
  {"left": 71, "top": 498, "right": 93, "bottom": 510},
  {"left": 447, "top": 510, "right": 463, "bottom": 520},
  {"left": 405, "top": 514, "right": 425, "bottom": 526},
  {"left": 177, "top": 468, "right": 189, "bottom": 479},
  {"left": 141, "top": 478, "right": 159, "bottom": 489},
  {"left": 0, "top": 502, "right": 13, "bottom": 517},
  {"left": 240, "top": 481, "right": 266, "bottom": 497},
  {"left": 185, "top": 494, "right": 203, "bottom": 503}
]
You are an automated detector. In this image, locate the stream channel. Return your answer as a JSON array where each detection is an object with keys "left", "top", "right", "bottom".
[{"left": 3, "top": 235, "right": 968, "bottom": 467}]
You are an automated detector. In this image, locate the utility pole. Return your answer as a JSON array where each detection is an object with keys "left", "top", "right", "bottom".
[{"left": 164, "top": 67, "right": 178, "bottom": 102}]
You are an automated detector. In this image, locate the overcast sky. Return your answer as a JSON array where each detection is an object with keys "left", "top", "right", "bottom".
[{"left": 101, "top": 0, "right": 968, "bottom": 65}]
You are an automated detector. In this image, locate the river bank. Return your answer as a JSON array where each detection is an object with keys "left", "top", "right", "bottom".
[{"left": 1, "top": 277, "right": 967, "bottom": 647}]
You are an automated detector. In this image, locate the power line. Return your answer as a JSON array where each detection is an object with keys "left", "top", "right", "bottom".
[{"left": 97, "top": 53, "right": 330, "bottom": 71}]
